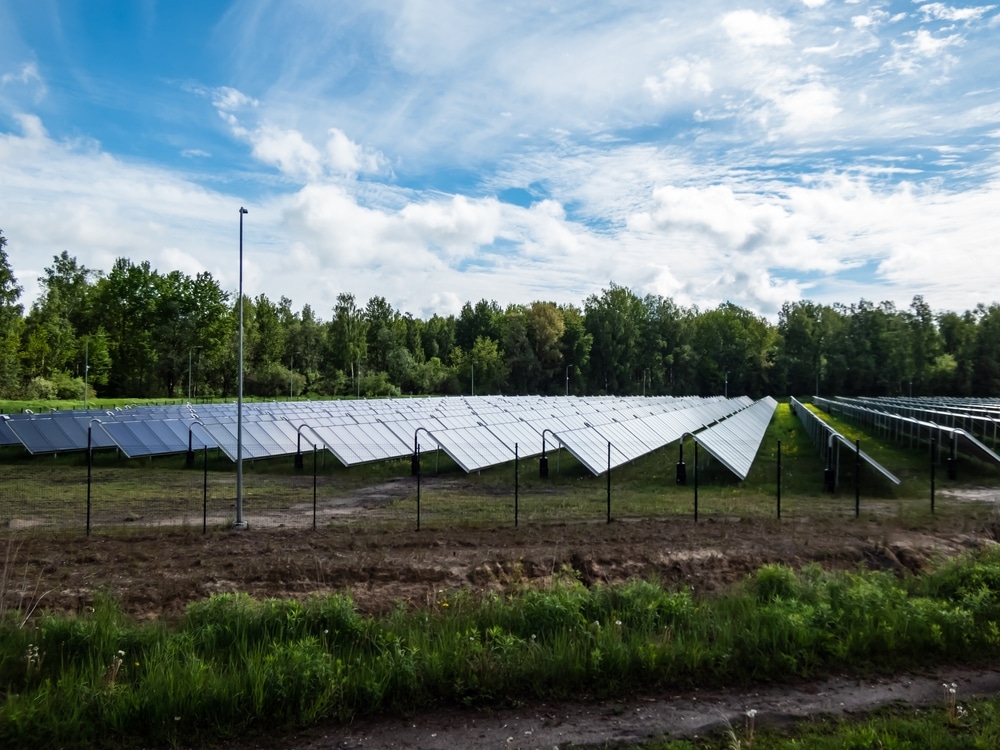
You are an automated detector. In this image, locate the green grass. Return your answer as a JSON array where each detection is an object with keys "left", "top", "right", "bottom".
[{"left": 6, "top": 547, "right": 1000, "bottom": 747}]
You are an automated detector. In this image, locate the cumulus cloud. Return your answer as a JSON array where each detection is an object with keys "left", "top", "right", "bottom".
[
  {"left": 884, "top": 28, "right": 963, "bottom": 74},
  {"left": 211, "top": 86, "right": 388, "bottom": 181},
  {"left": 644, "top": 57, "right": 712, "bottom": 101},
  {"left": 918, "top": 3, "right": 996, "bottom": 23},
  {"left": 722, "top": 10, "right": 792, "bottom": 48}
]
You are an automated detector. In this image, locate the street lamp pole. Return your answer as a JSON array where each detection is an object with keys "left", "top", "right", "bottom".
[
  {"left": 235, "top": 206, "right": 249, "bottom": 529},
  {"left": 290, "top": 351, "right": 301, "bottom": 399},
  {"left": 188, "top": 346, "right": 201, "bottom": 401}
]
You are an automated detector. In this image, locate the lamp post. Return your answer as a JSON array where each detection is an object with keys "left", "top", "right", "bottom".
[
  {"left": 235, "top": 206, "right": 249, "bottom": 529},
  {"left": 290, "top": 351, "right": 301, "bottom": 399},
  {"left": 188, "top": 346, "right": 202, "bottom": 401}
]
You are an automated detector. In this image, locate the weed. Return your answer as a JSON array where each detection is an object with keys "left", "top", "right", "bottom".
[{"left": 0, "top": 535, "right": 50, "bottom": 628}]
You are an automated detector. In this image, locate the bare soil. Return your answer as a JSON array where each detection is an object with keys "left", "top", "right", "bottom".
[{"left": 5, "top": 499, "right": 1000, "bottom": 748}]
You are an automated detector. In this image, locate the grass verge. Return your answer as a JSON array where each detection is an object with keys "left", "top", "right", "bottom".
[{"left": 5, "top": 545, "right": 1000, "bottom": 747}]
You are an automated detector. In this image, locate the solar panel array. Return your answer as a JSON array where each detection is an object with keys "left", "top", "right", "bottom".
[
  {"left": 0, "top": 395, "right": 768, "bottom": 477},
  {"left": 816, "top": 396, "right": 1000, "bottom": 469},
  {"left": 690, "top": 397, "right": 778, "bottom": 480},
  {"left": 840, "top": 396, "right": 1000, "bottom": 447},
  {"left": 790, "top": 397, "right": 900, "bottom": 487}
]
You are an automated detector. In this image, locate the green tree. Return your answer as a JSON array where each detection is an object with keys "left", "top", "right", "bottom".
[
  {"left": 452, "top": 336, "right": 506, "bottom": 395},
  {"left": 693, "top": 303, "right": 777, "bottom": 397},
  {"left": 937, "top": 309, "right": 978, "bottom": 395},
  {"left": 326, "top": 293, "right": 368, "bottom": 393},
  {"left": 525, "top": 301, "right": 565, "bottom": 393},
  {"left": 501, "top": 304, "right": 539, "bottom": 394},
  {"left": 584, "top": 283, "right": 647, "bottom": 394},
  {"left": 0, "top": 230, "right": 24, "bottom": 396},
  {"left": 364, "top": 296, "right": 400, "bottom": 373},
  {"left": 559, "top": 304, "right": 591, "bottom": 395},
  {"left": 455, "top": 299, "right": 502, "bottom": 352},
  {"left": 423, "top": 314, "right": 456, "bottom": 363},
  {"left": 972, "top": 304, "right": 1000, "bottom": 396},
  {"left": 90, "top": 258, "right": 160, "bottom": 396},
  {"left": 641, "top": 295, "right": 692, "bottom": 396},
  {"left": 777, "top": 300, "right": 841, "bottom": 396}
]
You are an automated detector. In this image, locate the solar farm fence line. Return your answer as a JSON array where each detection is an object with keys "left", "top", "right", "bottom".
[{"left": 0, "top": 424, "right": 976, "bottom": 535}]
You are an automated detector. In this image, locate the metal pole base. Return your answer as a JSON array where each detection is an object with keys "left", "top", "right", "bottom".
[{"left": 230, "top": 520, "right": 249, "bottom": 530}]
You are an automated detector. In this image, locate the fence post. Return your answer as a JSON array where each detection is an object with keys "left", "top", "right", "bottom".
[
  {"left": 515, "top": 443, "right": 519, "bottom": 528},
  {"left": 931, "top": 436, "right": 936, "bottom": 514},
  {"left": 606, "top": 441, "right": 611, "bottom": 524},
  {"left": 694, "top": 440, "right": 699, "bottom": 523},
  {"left": 202, "top": 444, "right": 208, "bottom": 534},
  {"left": 416, "top": 443, "right": 421, "bottom": 531},
  {"left": 313, "top": 446, "right": 318, "bottom": 530},
  {"left": 854, "top": 439, "right": 861, "bottom": 519},
  {"left": 87, "top": 425, "right": 93, "bottom": 536},
  {"left": 776, "top": 440, "right": 782, "bottom": 520}
]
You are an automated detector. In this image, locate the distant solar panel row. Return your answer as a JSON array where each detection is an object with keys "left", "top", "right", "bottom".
[
  {"left": 0, "top": 396, "right": 760, "bottom": 476},
  {"left": 818, "top": 397, "right": 1000, "bottom": 469},
  {"left": 791, "top": 397, "right": 900, "bottom": 486}
]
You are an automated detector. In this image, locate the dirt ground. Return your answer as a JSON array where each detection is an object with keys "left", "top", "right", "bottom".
[
  {"left": 5, "top": 511, "right": 996, "bottom": 622},
  {"left": 5, "top": 494, "right": 1000, "bottom": 748}
]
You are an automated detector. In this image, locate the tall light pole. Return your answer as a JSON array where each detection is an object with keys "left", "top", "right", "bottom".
[
  {"left": 471, "top": 364, "right": 475, "bottom": 397},
  {"left": 188, "top": 346, "right": 202, "bottom": 401},
  {"left": 565, "top": 364, "right": 572, "bottom": 396},
  {"left": 84, "top": 339, "right": 89, "bottom": 409},
  {"left": 235, "top": 206, "right": 249, "bottom": 529},
  {"left": 290, "top": 351, "right": 301, "bottom": 399}
]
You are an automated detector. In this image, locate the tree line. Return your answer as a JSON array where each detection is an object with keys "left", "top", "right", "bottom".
[{"left": 0, "top": 229, "right": 997, "bottom": 401}]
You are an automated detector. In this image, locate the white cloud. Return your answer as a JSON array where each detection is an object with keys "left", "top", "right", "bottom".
[
  {"left": 919, "top": 3, "right": 996, "bottom": 23},
  {"left": 801, "top": 0, "right": 828, "bottom": 8},
  {"left": 1, "top": 61, "right": 44, "bottom": 95},
  {"left": 210, "top": 88, "right": 389, "bottom": 181},
  {"left": 722, "top": 10, "right": 792, "bottom": 48},
  {"left": 884, "top": 28, "right": 963, "bottom": 74},
  {"left": 644, "top": 57, "right": 713, "bottom": 101},
  {"left": 852, "top": 10, "right": 889, "bottom": 30},
  {"left": 212, "top": 86, "right": 258, "bottom": 112},
  {"left": 911, "top": 28, "right": 962, "bottom": 56},
  {"left": 768, "top": 80, "right": 842, "bottom": 134},
  {"left": 251, "top": 125, "right": 323, "bottom": 180}
]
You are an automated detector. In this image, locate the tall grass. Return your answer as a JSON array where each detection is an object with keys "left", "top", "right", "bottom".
[{"left": 5, "top": 546, "right": 1000, "bottom": 747}]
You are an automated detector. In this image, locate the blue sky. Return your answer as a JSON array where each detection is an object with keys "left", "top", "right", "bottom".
[{"left": 1, "top": 0, "right": 998, "bottom": 320}]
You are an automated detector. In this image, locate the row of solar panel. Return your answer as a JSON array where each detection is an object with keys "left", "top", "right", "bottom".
[{"left": 1, "top": 395, "right": 777, "bottom": 477}]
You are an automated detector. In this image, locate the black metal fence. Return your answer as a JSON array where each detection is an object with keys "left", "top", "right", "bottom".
[{"left": 0, "top": 432, "right": 992, "bottom": 536}]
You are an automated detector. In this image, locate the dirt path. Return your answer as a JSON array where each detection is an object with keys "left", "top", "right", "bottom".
[{"left": 228, "top": 664, "right": 1000, "bottom": 749}]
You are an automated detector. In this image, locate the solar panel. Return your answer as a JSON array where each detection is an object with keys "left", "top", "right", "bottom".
[{"left": 691, "top": 397, "right": 777, "bottom": 480}]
